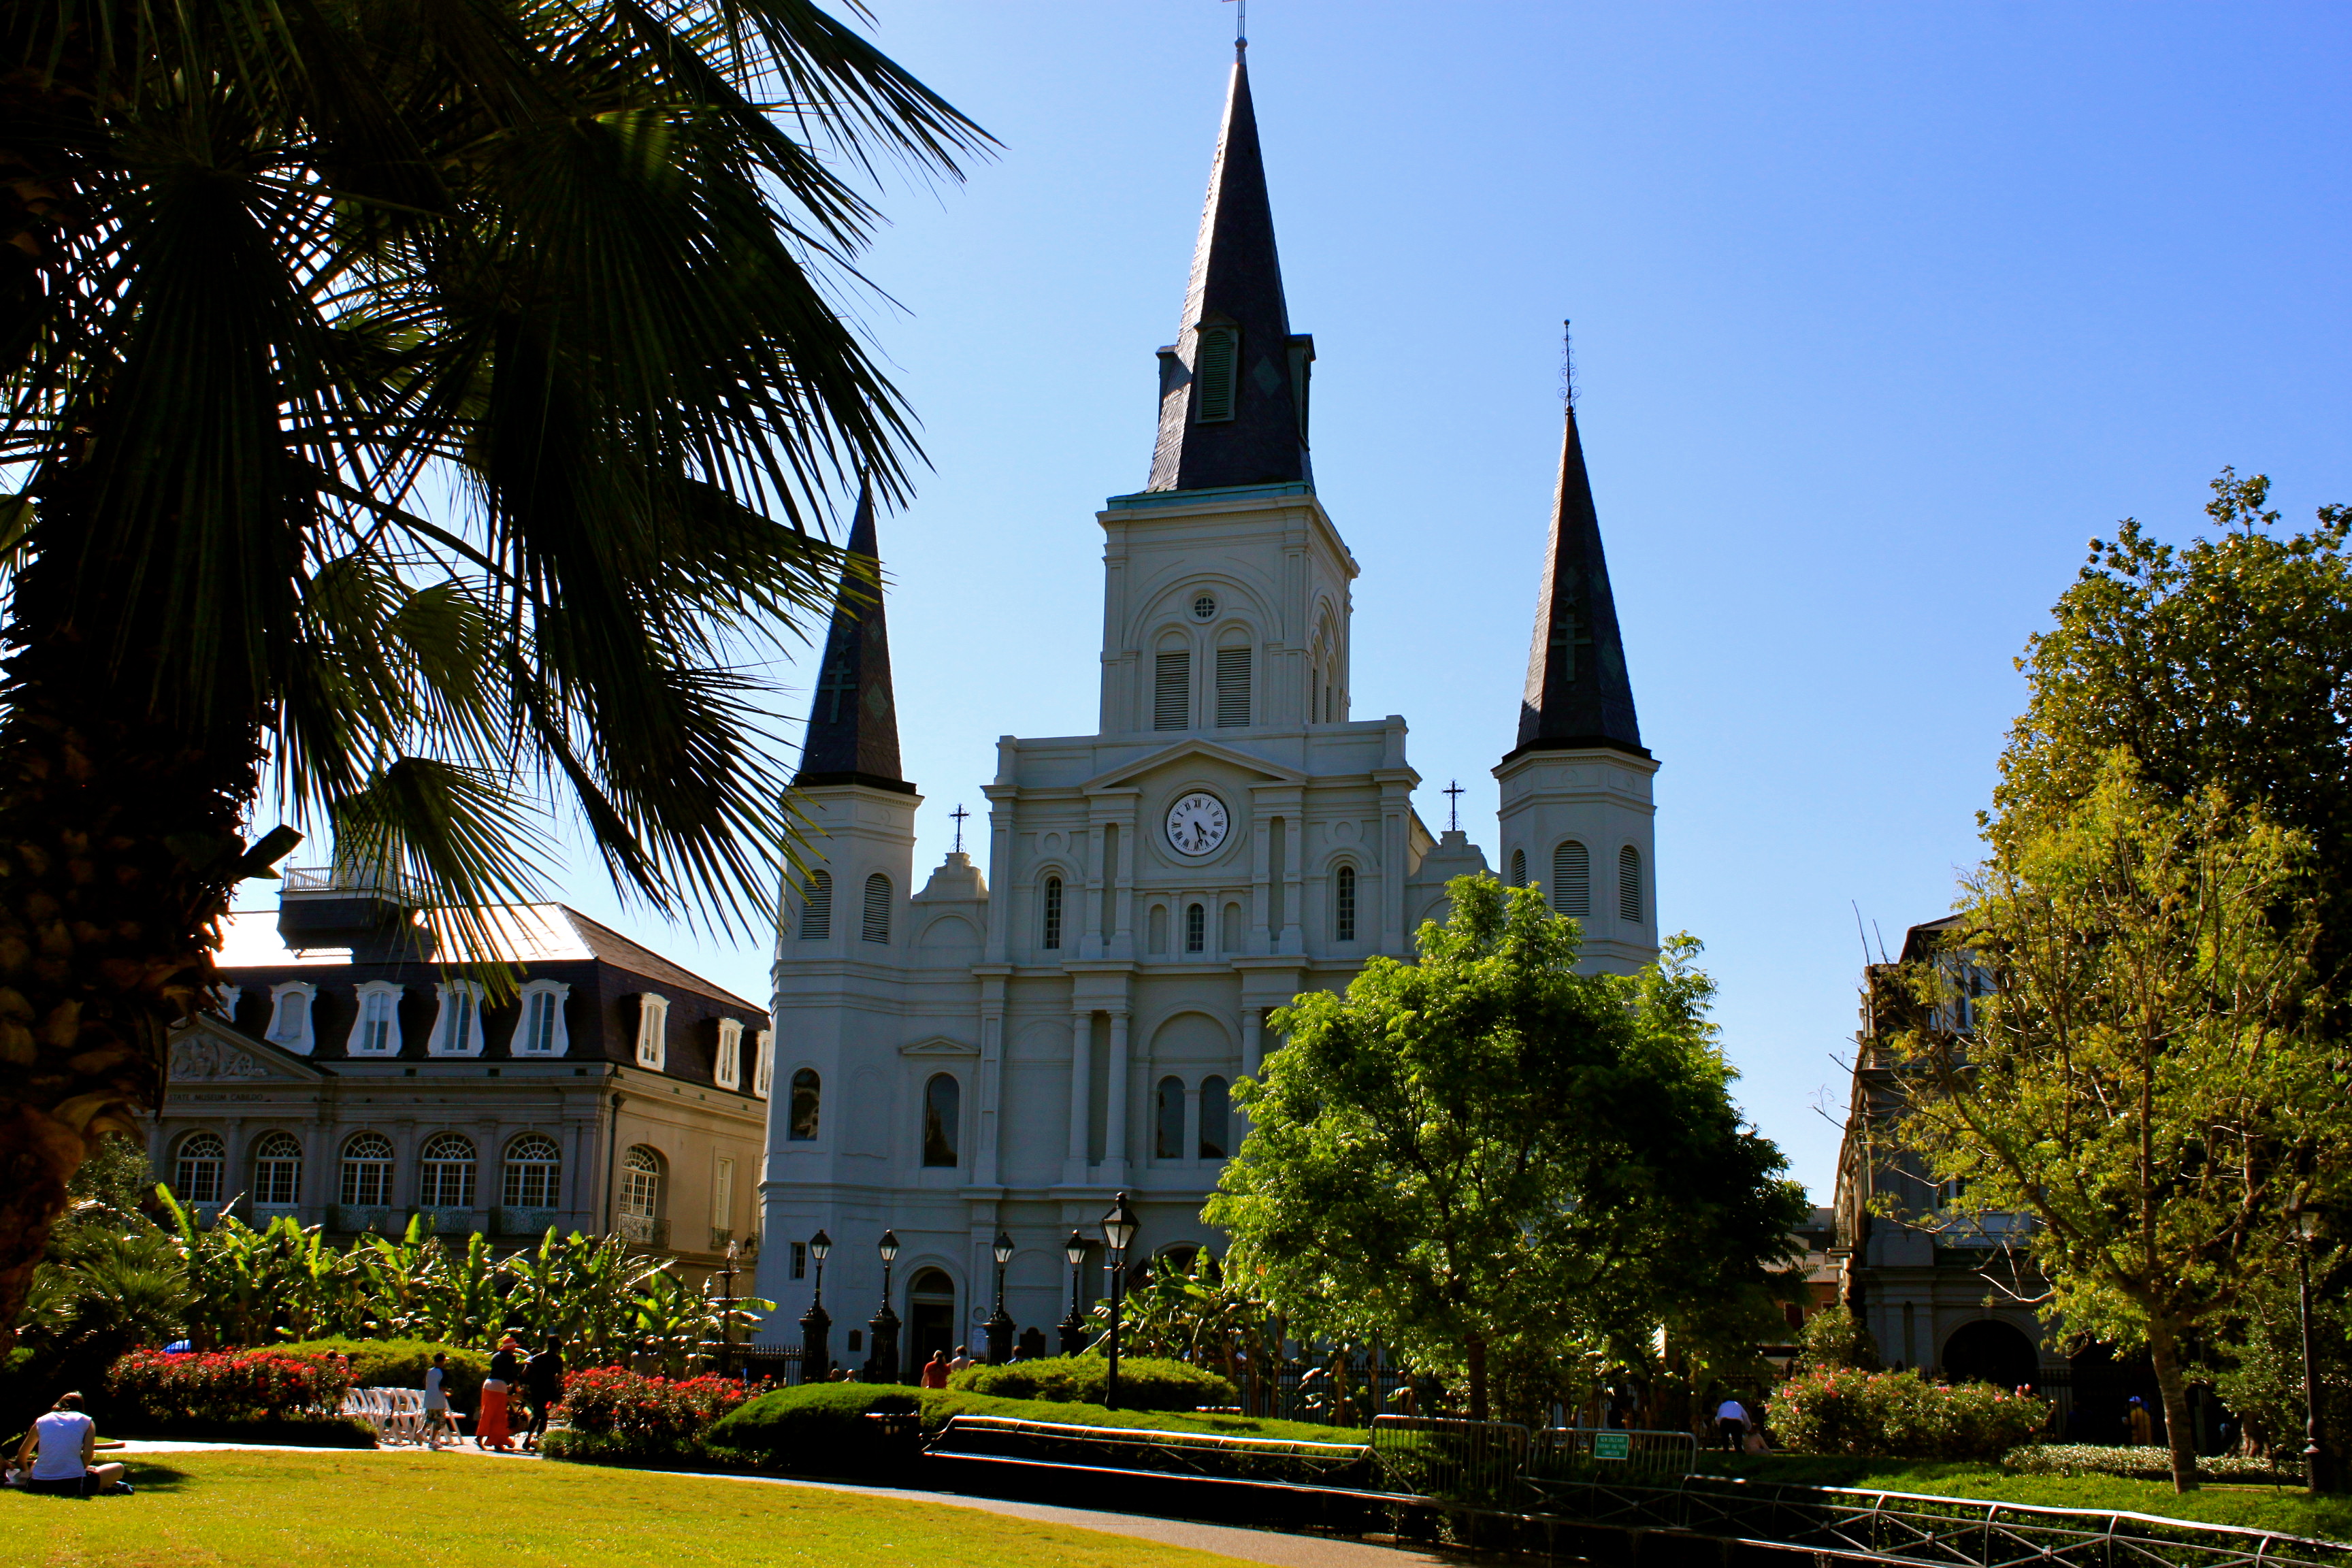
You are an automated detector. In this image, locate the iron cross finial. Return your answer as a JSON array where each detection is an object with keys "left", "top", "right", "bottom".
[
  {"left": 1442, "top": 780, "right": 1465, "bottom": 833},
  {"left": 949, "top": 804, "right": 970, "bottom": 854}
]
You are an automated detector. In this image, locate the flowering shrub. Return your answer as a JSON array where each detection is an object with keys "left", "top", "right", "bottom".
[
  {"left": 108, "top": 1348, "right": 351, "bottom": 1424},
  {"left": 1771, "top": 1367, "right": 2048, "bottom": 1460},
  {"left": 553, "top": 1366, "right": 753, "bottom": 1448}
]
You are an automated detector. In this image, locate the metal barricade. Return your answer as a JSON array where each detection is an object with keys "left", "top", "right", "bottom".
[{"left": 1369, "top": 1414, "right": 1531, "bottom": 1504}]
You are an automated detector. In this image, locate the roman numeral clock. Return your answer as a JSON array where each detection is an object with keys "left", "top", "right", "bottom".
[{"left": 1164, "top": 791, "right": 1230, "bottom": 858}]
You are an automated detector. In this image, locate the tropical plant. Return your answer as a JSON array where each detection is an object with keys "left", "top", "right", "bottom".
[
  {"left": 0, "top": 0, "right": 987, "bottom": 1342},
  {"left": 1207, "top": 875, "right": 1808, "bottom": 1421}
]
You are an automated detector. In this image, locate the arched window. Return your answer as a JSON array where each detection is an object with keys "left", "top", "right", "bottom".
[
  {"left": 715, "top": 1017, "right": 745, "bottom": 1091},
  {"left": 799, "top": 869, "right": 832, "bottom": 939},
  {"left": 174, "top": 1132, "right": 225, "bottom": 1205},
  {"left": 252, "top": 1131, "right": 302, "bottom": 1207},
  {"left": 502, "top": 1135, "right": 561, "bottom": 1209},
  {"left": 619, "top": 1145, "right": 662, "bottom": 1221},
  {"left": 1552, "top": 839, "right": 1590, "bottom": 918},
  {"left": 788, "top": 1068, "right": 821, "bottom": 1141},
  {"left": 1618, "top": 845, "right": 1644, "bottom": 924},
  {"left": 1154, "top": 647, "right": 1191, "bottom": 731},
  {"left": 418, "top": 1133, "right": 477, "bottom": 1209},
  {"left": 1185, "top": 902, "right": 1206, "bottom": 953},
  {"left": 862, "top": 873, "right": 892, "bottom": 943},
  {"left": 348, "top": 982, "right": 401, "bottom": 1055},
  {"left": 1509, "top": 849, "right": 1527, "bottom": 889},
  {"left": 1156, "top": 1076, "right": 1186, "bottom": 1160},
  {"left": 921, "top": 1074, "right": 960, "bottom": 1167},
  {"left": 1041, "top": 876, "right": 1064, "bottom": 950},
  {"left": 1198, "top": 1077, "right": 1230, "bottom": 1160},
  {"left": 339, "top": 1133, "right": 394, "bottom": 1207},
  {"left": 1194, "top": 325, "right": 1239, "bottom": 422},
  {"left": 1335, "top": 864, "right": 1357, "bottom": 942},
  {"left": 1215, "top": 644, "right": 1251, "bottom": 728}
]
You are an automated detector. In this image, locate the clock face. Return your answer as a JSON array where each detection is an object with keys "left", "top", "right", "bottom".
[{"left": 1164, "top": 791, "right": 1230, "bottom": 858}]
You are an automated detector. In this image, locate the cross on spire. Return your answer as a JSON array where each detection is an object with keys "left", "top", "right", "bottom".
[
  {"left": 949, "top": 804, "right": 970, "bottom": 855},
  {"left": 1442, "top": 780, "right": 1465, "bottom": 833}
]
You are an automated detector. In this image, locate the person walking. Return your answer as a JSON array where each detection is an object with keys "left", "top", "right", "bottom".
[
  {"left": 2128, "top": 1397, "right": 2154, "bottom": 1446},
  {"left": 919, "top": 1350, "right": 951, "bottom": 1389},
  {"left": 476, "top": 1336, "right": 522, "bottom": 1452},
  {"left": 1714, "top": 1394, "right": 1750, "bottom": 1451},
  {"left": 522, "top": 1335, "right": 566, "bottom": 1453},
  {"left": 422, "top": 1353, "right": 459, "bottom": 1450},
  {"left": 14, "top": 1393, "right": 129, "bottom": 1497}
]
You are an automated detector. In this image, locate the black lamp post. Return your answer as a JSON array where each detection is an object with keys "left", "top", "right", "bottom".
[
  {"left": 2292, "top": 1200, "right": 2327, "bottom": 1494},
  {"left": 799, "top": 1228, "right": 832, "bottom": 1384},
  {"left": 985, "top": 1229, "right": 1016, "bottom": 1365},
  {"left": 1058, "top": 1230, "right": 1090, "bottom": 1356},
  {"left": 867, "top": 1228, "right": 902, "bottom": 1384},
  {"left": 714, "top": 1238, "right": 744, "bottom": 1377},
  {"left": 1100, "top": 1192, "right": 1139, "bottom": 1411}
]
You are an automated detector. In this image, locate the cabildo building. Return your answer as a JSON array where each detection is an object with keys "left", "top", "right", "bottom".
[{"left": 753, "top": 48, "right": 1659, "bottom": 1369}]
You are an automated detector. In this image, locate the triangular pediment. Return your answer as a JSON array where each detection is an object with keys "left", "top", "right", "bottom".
[
  {"left": 898, "top": 1035, "right": 979, "bottom": 1058},
  {"left": 1081, "top": 738, "right": 1305, "bottom": 794},
  {"left": 166, "top": 1015, "right": 331, "bottom": 1084}
]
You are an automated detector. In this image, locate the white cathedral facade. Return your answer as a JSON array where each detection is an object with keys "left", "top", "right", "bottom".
[{"left": 753, "top": 51, "right": 1659, "bottom": 1369}]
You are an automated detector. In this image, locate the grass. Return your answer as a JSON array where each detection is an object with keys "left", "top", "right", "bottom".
[
  {"left": 1693, "top": 1454, "right": 2352, "bottom": 1541},
  {"left": 911, "top": 1392, "right": 1365, "bottom": 1445},
  {"left": 0, "top": 1450, "right": 1270, "bottom": 1568}
]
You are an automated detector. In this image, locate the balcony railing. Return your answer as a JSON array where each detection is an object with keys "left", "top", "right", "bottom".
[
  {"left": 494, "top": 1206, "right": 561, "bottom": 1238},
  {"left": 617, "top": 1214, "right": 668, "bottom": 1250}
]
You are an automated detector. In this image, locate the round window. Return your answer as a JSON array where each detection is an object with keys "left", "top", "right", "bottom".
[{"left": 1191, "top": 593, "right": 1218, "bottom": 622}]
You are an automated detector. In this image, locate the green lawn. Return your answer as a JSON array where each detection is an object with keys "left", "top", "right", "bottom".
[
  {"left": 1692, "top": 1455, "right": 2352, "bottom": 1541},
  {"left": 0, "top": 1450, "right": 1267, "bottom": 1568}
]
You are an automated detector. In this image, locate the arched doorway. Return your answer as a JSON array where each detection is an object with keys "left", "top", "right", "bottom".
[
  {"left": 1941, "top": 1319, "right": 2038, "bottom": 1390},
  {"left": 906, "top": 1267, "right": 957, "bottom": 1377}
]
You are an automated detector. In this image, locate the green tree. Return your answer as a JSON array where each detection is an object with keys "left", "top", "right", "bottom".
[
  {"left": 0, "top": 0, "right": 985, "bottom": 1337},
  {"left": 1206, "top": 877, "right": 1807, "bottom": 1422},
  {"left": 1890, "top": 755, "right": 2338, "bottom": 1492}
]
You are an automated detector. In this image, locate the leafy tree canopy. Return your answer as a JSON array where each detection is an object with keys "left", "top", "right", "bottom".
[{"left": 1207, "top": 876, "right": 1807, "bottom": 1422}]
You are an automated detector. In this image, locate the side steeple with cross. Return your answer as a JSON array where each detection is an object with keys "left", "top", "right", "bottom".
[{"left": 794, "top": 480, "right": 913, "bottom": 794}]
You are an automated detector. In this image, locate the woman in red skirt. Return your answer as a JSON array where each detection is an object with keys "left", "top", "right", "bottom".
[{"left": 476, "top": 1336, "right": 524, "bottom": 1451}]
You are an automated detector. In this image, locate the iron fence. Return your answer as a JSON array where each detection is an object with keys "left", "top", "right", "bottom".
[{"left": 1369, "top": 1414, "right": 1531, "bottom": 1503}]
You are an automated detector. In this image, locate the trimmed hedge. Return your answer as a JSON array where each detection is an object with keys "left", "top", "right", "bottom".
[
  {"left": 947, "top": 1354, "right": 1235, "bottom": 1412},
  {"left": 1773, "top": 1367, "right": 2051, "bottom": 1461},
  {"left": 278, "top": 1338, "right": 491, "bottom": 1410}
]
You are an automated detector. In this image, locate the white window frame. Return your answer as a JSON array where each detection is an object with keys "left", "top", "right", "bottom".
[
  {"left": 211, "top": 984, "right": 242, "bottom": 1020},
  {"left": 429, "top": 981, "right": 487, "bottom": 1057},
  {"left": 265, "top": 982, "right": 318, "bottom": 1055},
  {"left": 753, "top": 1030, "right": 774, "bottom": 1099},
  {"left": 345, "top": 981, "right": 403, "bottom": 1056},
  {"left": 710, "top": 1154, "right": 735, "bottom": 1232},
  {"left": 634, "top": 993, "right": 669, "bottom": 1071},
  {"left": 713, "top": 1017, "right": 743, "bottom": 1090},
  {"left": 510, "top": 979, "right": 572, "bottom": 1058}
]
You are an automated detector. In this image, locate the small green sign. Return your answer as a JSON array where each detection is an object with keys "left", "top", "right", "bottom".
[{"left": 1593, "top": 1431, "right": 1632, "bottom": 1460}]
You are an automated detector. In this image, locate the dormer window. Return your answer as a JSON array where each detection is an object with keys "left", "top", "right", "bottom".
[
  {"left": 512, "top": 980, "right": 570, "bottom": 1057},
  {"left": 635, "top": 993, "right": 669, "bottom": 1071},
  {"left": 1194, "top": 326, "right": 1239, "bottom": 423},
  {"left": 715, "top": 1017, "right": 745, "bottom": 1090},
  {"left": 347, "top": 982, "right": 402, "bottom": 1056},
  {"left": 429, "top": 981, "right": 486, "bottom": 1057},
  {"left": 265, "top": 983, "right": 318, "bottom": 1055}
]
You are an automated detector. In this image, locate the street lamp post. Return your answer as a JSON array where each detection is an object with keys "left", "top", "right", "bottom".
[
  {"left": 985, "top": 1230, "right": 1016, "bottom": 1365},
  {"left": 1058, "top": 1231, "right": 1090, "bottom": 1356},
  {"left": 715, "top": 1238, "right": 744, "bottom": 1377},
  {"left": 868, "top": 1229, "right": 902, "bottom": 1384},
  {"left": 1099, "top": 1192, "right": 1139, "bottom": 1411},
  {"left": 799, "top": 1229, "right": 832, "bottom": 1384},
  {"left": 2292, "top": 1201, "right": 2327, "bottom": 1494}
]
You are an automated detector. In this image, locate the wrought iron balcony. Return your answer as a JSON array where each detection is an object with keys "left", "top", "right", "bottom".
[{"left": 617, "top": 1214, "right": 668, "bottom": 1249}]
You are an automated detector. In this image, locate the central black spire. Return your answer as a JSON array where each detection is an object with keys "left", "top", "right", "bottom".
[
  {"left": 795, "top": 483, "right": 913, "bottom": 793},
  {"left": 1507, "top": 397, "right": 1646, "bottom": 760},
  {"left": 1145, "top": 50, "right": 1313, "bottom": 493}
]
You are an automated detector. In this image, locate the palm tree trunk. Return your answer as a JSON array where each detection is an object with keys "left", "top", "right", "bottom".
[{"left": 0, "top": 519, "right": 263, "bottom": 1344}]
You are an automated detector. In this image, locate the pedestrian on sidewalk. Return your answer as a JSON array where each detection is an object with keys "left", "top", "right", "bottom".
[
  {"left": 1714, "top": 1395, "right": 1750, "bottom": 1451},
  {"left": 522, "top": 1335, "right": 566, "bottom": 1452},
  {"left": 920, "top": 1350, "right": 951, "bottom": 1389},
  {"left": 477, "top": 1337, "right": 522, "bottom": 1452},
  {"left": 423, "top": 1353, "right": 459, "bottom": 1450}
]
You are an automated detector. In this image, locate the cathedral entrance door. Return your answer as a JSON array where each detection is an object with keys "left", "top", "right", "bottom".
[{"left": 907, "top": 1267, "right": 958, "bottom": 1381}]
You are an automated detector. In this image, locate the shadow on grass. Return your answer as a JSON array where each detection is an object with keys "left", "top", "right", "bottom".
[{"left": 123, "top": 1461, "right": 196, "bottom": 1493}]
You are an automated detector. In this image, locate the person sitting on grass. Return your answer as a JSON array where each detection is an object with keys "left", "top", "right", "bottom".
[{"left": 14, "top": 1393, "right": 130, "bottom": 1497}]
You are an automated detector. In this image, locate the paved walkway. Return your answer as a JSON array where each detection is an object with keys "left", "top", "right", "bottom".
[{"left": 107, "top": 1439, "right": 1449, "bottom": 1568}]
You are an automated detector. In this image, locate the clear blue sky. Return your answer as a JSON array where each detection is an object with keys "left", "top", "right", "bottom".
[{"left": 313, "top": 3, "right": 2352, "bottom": 1202}]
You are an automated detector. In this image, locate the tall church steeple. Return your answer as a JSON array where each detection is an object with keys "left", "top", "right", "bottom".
[
  {"left": 1508, "top": 399, "right": 1645, "bottom": 760},
  {"left": 795, "top": 483, "right": 912, "bottom": 792},
  {"left": 1146, "top": 48, "right": 1313, "bottom": 493}
]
